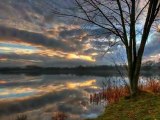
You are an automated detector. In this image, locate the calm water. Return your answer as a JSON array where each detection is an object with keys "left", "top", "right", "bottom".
[
  {"left": 0, "top": 74, "right": 110, "bottom": 120},
  {"left": 0, "top": 74, "right": 159, "bottom": 120}
]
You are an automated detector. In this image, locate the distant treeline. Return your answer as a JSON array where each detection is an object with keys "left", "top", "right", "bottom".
[
  {"left": 0, "top": 65, "right": 118, "bottom": 76},
  {"left": 0, "top": 65, "right": 159, "bottom": 76}
]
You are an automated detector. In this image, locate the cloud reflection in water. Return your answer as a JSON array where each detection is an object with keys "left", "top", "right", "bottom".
[{"left": 0, "top": 75, "right": 105, "bottom": 120}]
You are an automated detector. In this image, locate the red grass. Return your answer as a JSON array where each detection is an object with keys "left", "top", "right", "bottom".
[
  {"left": 90, "top": 86, "right": 129, "bottom": 104},
  {"left": 90, "top": 79, "right": 160, "bottom": 105},
  {"left": 140, "top": 79, "right": 160, "bottom": 93}
]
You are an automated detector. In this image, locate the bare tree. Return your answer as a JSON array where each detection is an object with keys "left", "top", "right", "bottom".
[{"left": 39, "top": 0, "right": 160, "bottom": 96}]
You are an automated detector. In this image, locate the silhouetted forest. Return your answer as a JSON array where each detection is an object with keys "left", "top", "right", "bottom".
[{"left": 0, "top": 65, "right": 159, "bottom": 76}]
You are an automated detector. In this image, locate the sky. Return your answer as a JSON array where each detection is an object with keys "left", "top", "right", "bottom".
[{"left": 0, "top": 0, "right": 159, "bottom": 67}]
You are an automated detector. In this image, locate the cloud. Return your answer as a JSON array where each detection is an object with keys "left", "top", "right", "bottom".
[
  {"left": 0, "top": 25, "right": 75, "bottom": 52},
  {"left": 0, "top": 0, "right": 159, "bottom": 67},
  {"left": 0, "top": 0, "right": 114, "bottom": 67},
  {"left": 144, "top": 32, "right": 160, "bottom": 56},
  {"left": 0, "top": 51, "right": 95, "bottom": 67},
  {"left": 0, "top": 24, "right": 125, "bottom": 67}
]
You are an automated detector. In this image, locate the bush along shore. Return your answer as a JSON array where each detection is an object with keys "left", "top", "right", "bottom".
[{"left": 88, "top": 79, "right": 160, "bottom": 120}]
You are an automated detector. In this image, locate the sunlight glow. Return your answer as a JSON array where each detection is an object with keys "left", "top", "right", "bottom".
[
  {"left": 67, "top": 54, "right": 95, "bottom": 62},
  {"left": 66, "top": 80, "right": 96, "bottom": 89}
]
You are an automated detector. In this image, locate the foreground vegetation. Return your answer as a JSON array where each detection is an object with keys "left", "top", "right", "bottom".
[
  {"left": 88, "top": 92, "right": 160, "bottom": 120},
  {"left": 89, "top": 78, "right": 160, "bottom": 120}
]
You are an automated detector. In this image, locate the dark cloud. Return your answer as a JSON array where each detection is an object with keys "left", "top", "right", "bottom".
[
  {"left": 0, "top": 25, "right": 75, "bottom": 52},
  {"left": 144, "top": 32, "right": 160, "bottom": 56},
  {"left": 0, "top": 53, "right": 46, "bottom": 62},
  {"left": 59, "top": 29, "right": 84, "bottom": 38}
]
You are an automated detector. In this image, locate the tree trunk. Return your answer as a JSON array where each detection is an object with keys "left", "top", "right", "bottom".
[
  {"left": 127, "top": 48, "right": 142, "bottom": 97},
  {"left": 129, "top": 74, "right": 139, "bottom": 96}
]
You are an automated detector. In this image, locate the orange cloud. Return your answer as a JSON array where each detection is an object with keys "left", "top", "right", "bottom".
[
  {"left": 0, "top": 80, "right": 7, "bottom": 84},
  {"left": 66, "top": 53, "right": 95, "bottom": 62},
  {"left": 38, "top": 48, "right": 95, "bottom": 62},
  {"left": 0, "top": 37, "right": 96, "bottom": 62}
]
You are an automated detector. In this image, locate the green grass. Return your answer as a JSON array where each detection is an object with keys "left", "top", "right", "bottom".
[{"left": 88, "top": 93, "right": 160, "bottom": 120}]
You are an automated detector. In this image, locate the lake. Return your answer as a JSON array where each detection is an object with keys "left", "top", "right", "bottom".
[
  {"left": 0, "top": 74, "right": 110, "bottom": 120},
  {"left": 0, "top": 74, "right": 159, "bottom": 120}
]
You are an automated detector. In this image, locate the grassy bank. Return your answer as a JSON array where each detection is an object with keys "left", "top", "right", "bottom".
[{"left": 88, "top": 93, "right": 160, "bottom": 120}]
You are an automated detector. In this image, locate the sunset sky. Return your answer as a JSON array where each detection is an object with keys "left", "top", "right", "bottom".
[{"left": 0, "top": 0, "right": 159, "bottom": 67}]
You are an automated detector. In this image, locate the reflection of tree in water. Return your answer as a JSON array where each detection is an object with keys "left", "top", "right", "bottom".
[
  {"left": 15, "top": 114, "right": 27, "bottom": 120},
  {"left": 52, "top": 112, "right": 68, "bottom": 120}
]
